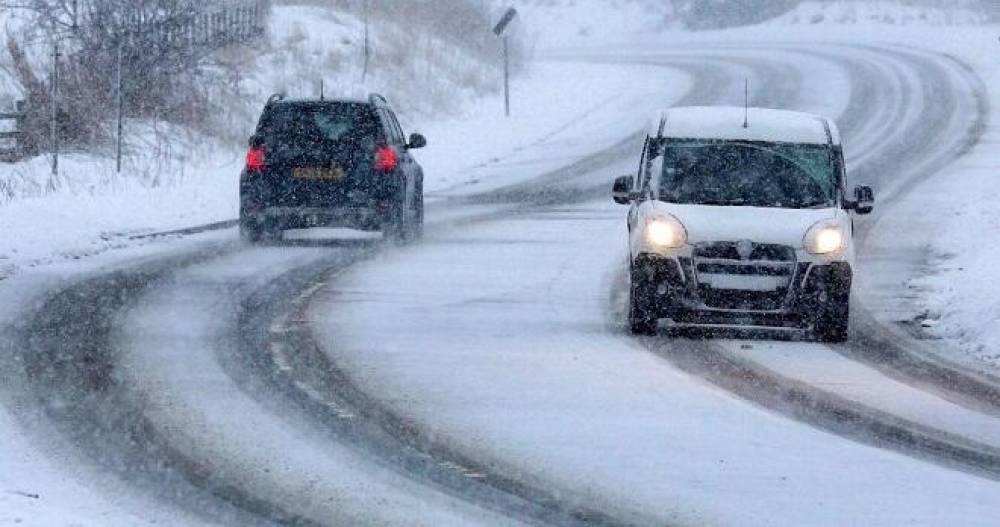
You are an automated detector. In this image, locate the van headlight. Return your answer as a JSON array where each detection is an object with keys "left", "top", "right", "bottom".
[
  {"left": 645, "top": 215, "right": 687, "bottom": 249},
  {"left": 804, "top": 221, "right": 846, "bottom": 255}
]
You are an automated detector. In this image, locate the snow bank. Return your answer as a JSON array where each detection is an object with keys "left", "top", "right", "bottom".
[{"left": 891, "top": 41, "right": 1000, "bottom": 368}]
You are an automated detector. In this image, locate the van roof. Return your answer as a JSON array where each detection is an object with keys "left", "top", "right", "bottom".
[{"left": 651, "top": 106, "right": 841, "bottom": 146}]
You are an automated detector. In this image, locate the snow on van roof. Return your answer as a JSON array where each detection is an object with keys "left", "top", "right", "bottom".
[{"left": 652, "top": 106, "right": 840, "bottom": 146}]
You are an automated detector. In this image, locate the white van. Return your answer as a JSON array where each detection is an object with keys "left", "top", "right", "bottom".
[{"left": 614, "top": 107, "right": 874, "bottom": 341}]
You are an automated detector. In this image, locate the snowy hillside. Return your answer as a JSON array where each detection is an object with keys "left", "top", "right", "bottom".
[
  {"left": 508, "top": 0, "right": 674, "bottom": 48},
  {"left": 0, "top": 1, "right": 508, "bottom": 200},
  {"left": 0, "top": 2, "right": 502, "bottom": 275},
  {"left": 769, "top": 1, "right": 992, "bottom": 26}
]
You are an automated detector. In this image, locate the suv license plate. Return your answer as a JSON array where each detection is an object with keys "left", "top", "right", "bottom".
[{"left": 293, "top": 167, "right": 344, "bottom": 180}]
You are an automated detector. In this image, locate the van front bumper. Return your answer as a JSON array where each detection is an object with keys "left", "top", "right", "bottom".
[{"left": 633, "top": 253, "right": 852, "bottom": 329}]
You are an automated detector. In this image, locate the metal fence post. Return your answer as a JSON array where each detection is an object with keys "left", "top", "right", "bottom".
[
  {"left": 362, "top": 0, "right": 370, "bottom": 84},
  {"left": 116, "top": 44, "right": 124, "bottom": 174},
  {"left": 50, "top": 42, "right": 59, "bottom": 179}
]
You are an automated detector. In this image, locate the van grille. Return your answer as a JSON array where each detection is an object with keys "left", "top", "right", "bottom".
[
  {"left": 693, "top": 242, "right": 795, "bottom": 262},
  {"left": 693, "top": 242, "right": 798, "bottom": 311}
]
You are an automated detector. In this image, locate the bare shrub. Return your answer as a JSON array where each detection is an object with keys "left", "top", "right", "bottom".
[{"left": 2, "top": 0, "right": 271, "bottom": 151}]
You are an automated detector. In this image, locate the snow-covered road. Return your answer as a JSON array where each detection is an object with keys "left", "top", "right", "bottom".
[
  {"left": 302, "top": 44, "right": 1000, "bottom": 525},
  {"left": 3, "top": 39, "right": 998, "bottom": 526}
]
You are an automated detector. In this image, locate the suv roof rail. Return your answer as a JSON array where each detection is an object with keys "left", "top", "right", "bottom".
[
  {"left": 266, "top": 92, "right": 286, "bottom": 105},
  {"left": 368, "top": 93, "right": 389, "bottom": 107},
  {"left": 821, "top": 117, "right": 834, "bottom": 147}
]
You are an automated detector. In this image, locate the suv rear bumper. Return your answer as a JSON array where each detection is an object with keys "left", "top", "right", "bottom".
[
  {"left": 634, "top": 254, "right": 852, "bottom": 329},
  {"left": 243, "top": 206, "right": 387, "bottom": 232}
]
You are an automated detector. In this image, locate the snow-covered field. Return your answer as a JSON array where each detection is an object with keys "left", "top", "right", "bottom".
[{"left": 878, "top": 94, "right": 1000, "bottom": 368}]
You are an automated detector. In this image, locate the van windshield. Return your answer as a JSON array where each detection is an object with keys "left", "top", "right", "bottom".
[{"left": 655, "top": 141, "right": 839, "bottom": 209}]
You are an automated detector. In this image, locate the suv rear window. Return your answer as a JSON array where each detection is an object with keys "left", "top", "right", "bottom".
[{"left": 259, "top": 103, "right": 381, "bottom": 151}]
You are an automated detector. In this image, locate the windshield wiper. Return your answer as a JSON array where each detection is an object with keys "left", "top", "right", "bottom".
[
  {"left": 786, "top": 200, "right": 833, "bottom": 209},
  {"left": 698, "top": 199, "right": 750, "bottom": 207}
]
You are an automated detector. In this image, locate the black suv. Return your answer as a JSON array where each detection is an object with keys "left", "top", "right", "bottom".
[{"left": 240, "top": 93, "right": 426, "bottom": 243}]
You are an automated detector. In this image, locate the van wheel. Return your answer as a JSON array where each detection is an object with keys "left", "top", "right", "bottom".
[
  {"left": 815, "top": 296, "right": 850, "bottom": 343},
  {"left": 628, "top": 268, "right": 658, "bottom": 335}
]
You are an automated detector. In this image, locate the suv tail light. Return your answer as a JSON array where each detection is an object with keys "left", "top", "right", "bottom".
[
  {"left": 374, "top": 145, "right": 397, "bottom": 171},
  {"left": 246, "top": 146, "right": 265, "bottom": 170}
]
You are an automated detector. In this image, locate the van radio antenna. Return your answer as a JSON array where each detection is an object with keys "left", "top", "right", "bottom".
[
  {"left": 320, "top": 79, "right": 325, "bottom": 101},
  {"left": 743, "top": 78, "right": 749, "bottom": 129}
]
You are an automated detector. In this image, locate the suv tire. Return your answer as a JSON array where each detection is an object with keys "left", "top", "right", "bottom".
[
  {"left": 240, "top": 219, "right": 264, "bottom": 244},
  {"left": 628, "top": 267, "right": 658, "bottom": 335},
  {"left": 384, "top": 198, "right": 409, "bottom": 243},
  {"left": 411, "top": 184, "right": 424, "bottom": 240}
]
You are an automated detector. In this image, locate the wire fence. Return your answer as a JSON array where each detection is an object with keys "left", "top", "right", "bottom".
[{"left": 187, "top": 0, "right": 272, "bottom": 47}]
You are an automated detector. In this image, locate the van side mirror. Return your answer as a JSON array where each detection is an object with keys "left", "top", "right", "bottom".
[
  {"left": 407, "top": 133, "right": 427, "bottom": 150},
  {"left": 850, "top": 185, "right": 875, "bottom": 215},
  {"left": 613, "top": 175, "right": 633, "bottom": 205}
]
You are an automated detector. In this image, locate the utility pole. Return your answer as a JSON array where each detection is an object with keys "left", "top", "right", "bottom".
[
  {"left": 362, "top": 0, "right": 370, "bottom": 84},
  {"left": 116, "top": 44, "right": 124, "bottom": 174},
  {"left": 50, "top": 42, "right": 60, "bottom": 179},
  {"left": 493, "top": 8, "right": 518, "bottom": 118}
]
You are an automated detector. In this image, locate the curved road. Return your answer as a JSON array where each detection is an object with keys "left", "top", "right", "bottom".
[{"left": 3, "top": 41, "right": 997, "bottom": 526}]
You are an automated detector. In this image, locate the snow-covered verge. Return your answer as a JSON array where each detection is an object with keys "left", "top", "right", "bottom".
[{"left": 877, "top": 53, "right": 1000, "bottom": 368}]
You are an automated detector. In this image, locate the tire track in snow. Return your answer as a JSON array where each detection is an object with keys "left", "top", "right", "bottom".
[{"left": 195, "top": 54, "right": 794, "bottom": 526}]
